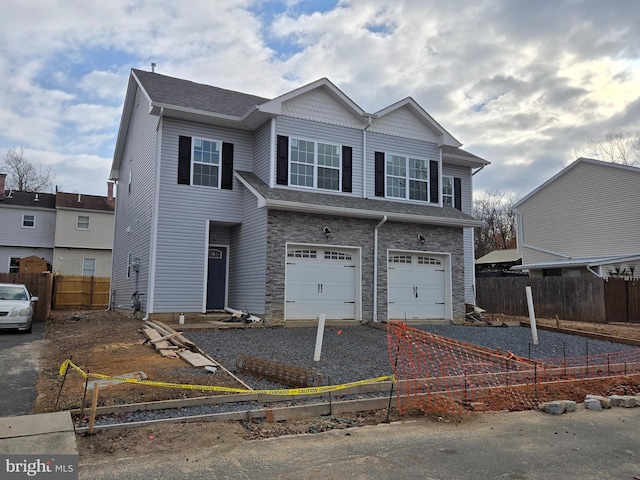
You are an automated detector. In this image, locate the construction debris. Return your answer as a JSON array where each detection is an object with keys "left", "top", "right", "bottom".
[
  {"left": 236, "top": 355, "right": 317, "bottom": 388},
  {"left": 224, "top": 307, "right": 262, "bottom": 323}
]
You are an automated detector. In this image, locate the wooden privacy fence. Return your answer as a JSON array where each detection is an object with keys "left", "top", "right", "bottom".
[
  {"left": 476, "top": 277, "right": 609, "bottom": 322},
  {"left": 53, "top": 275, "right": 110, "bottom": 310},
  {"left": 0, "top": 272, "right": 53, "bottom": 322}
]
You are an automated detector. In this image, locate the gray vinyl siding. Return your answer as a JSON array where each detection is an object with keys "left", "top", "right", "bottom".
[
  {"left": 275, "top": 116, "right": 363, "bottom": 196},
  {"left": 253, "top": 121, "right": 272, "bottom": 185},
  {"left": 0, "top": 206, "right": 56, "bottom": 248},
  {"left": 151, "top": 118, "right": 255, "bottom": 313},
  {"left": 110, "top": 87, "right": 158, "bottom": 311},
  {"left": 366, "top": 132, "right": 440, "bottom": 201},
  {"left": 443, "top": 163, "right": 476, "bottom": 304},
  {"left": 228, "top": 185, "right": 268, "bottom": 315},
  {"left": 517, "top": 161, "right": 640, "bottom": 265}
]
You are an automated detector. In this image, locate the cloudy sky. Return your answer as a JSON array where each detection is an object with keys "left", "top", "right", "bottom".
[{"left": 1, "top": 0, "right": 639, "bottom": 199}]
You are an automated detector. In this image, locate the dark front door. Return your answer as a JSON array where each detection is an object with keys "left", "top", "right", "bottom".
[{"left": 207, "top": 246, "right": 227, "bottom": 310}]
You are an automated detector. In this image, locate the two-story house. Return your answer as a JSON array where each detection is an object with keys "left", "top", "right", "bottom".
[
  {"left": 0, "top": 173, "right": 56, "bottom": 273},
  {"left": 513, "top": 158, "right": 640, "bottom": 278},
  {"left": 53, "top": 186, "right": 115, "bottom": 277},
  {"left": 109, "top": 69, "right": 489, "bottom": 323}
]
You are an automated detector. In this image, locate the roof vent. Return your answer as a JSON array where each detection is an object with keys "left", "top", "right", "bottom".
[
  {"left": 151, "top": 62, "right": 156, "bottom": 73},
  {"left": 34, "top": 193, "right": 39, "bottom": 202},
  {"left": 77, "top": 193, "right": 82, "bottom": 202}
]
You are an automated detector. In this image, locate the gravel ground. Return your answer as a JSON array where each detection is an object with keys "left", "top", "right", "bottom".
[{"left": 91, "top": 323, "right": 640, "bottom": 427}]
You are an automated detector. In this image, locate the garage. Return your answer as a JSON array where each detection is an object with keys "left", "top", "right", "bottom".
[
  {"left": 387, "top": 251, "right": 449, "bottom": 320},
  {"left": 285, "top": 245, "right": 358, "bottom": 320}
]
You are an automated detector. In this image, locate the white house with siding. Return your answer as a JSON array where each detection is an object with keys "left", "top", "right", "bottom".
[
  {"left": 514, "top": 158, "right": 640, "bottom": 278},
  {"left": 109, "top": 68, "right": 490, "bottom": 323}
]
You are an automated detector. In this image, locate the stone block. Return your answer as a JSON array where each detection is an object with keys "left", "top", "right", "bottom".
[
  {"left": 585, "top": 394, "right": 611, "bottom": 409},
  {"left": 542, "top": 401, "right": 566, "bottom": 415},
  {"left": 609, "top": 395, "right": 639, "bottom": 408},
  {"left": 584, "top": 398, "right": 603, "bottom": 410},
  {"left": 562, "top": 400, "right": 577, "bottom": 412}
]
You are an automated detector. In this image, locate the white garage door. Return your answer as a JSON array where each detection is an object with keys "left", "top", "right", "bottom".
[
  {"left": 388, "top": 253, "right": 446, "bottom": 320},
  {"left": 285, "top": 246, "right": 356, "bottom": 320}
]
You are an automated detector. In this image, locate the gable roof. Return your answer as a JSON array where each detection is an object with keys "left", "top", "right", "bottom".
[
  {"left": 132, "top": 69, "right": 270, "bottom": 118},
  {"left": 514, "top": 157, "right": 640, "bottom": 208},
  {"left": 55, "top": 192, "right": 115, "bottom": 212},
  {"left": 441, "top": 145, "right": 490, "bottom": 168},
  {"left": 235, "top": 171, "right": 483, "bottom": 228}
]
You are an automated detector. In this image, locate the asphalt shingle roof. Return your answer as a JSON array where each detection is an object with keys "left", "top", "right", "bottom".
[
  {"left": 56, "top": 192, "right": 114, "bottom": 212},
  {"left": 0, "top": 191, "right": 56, "bottom": 209},
  {"left": 236, "top": 171, "right": 478, "bottom": 223},
  {"left": 132, "top": 69, "right": 270, "bottom": 117}
]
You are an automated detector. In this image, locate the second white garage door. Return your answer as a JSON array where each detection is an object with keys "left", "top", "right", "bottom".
[
  {"left": 285, "top": 246, "right": 357, "bottom": 320},
  {"left": 387, "top": 252, "right": 447, "bottom": 320}
]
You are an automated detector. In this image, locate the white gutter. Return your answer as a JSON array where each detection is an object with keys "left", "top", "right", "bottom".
[
  {"left": 372, "top": 215, "right": 387, "bottom": 322},
  {"left": 586, "top": 264, "right": 602, "bottom": 278}
]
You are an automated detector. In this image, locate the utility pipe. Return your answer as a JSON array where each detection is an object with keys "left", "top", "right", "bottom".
[
  {"left": 314, "top": 314, "right": 326, "bottom": 361},
  {"left": 373, "top": 215, "right": 388, "bottom": 322}
]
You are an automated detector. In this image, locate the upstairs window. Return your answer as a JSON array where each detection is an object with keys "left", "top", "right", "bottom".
[
  {"left": 178, "top": 136, "right": 234, "bottom": 189},
  {"left": 193, "top": 138, "right": 221, "bottom": 187},
  {"left": 276, "top": 135, "right": 352, "bottom": 193},
  {"left": 22, "top": 214, "right": 35, "bottom": 228},
  {"left": 76, "top": 215, "right": 90, "bottom": 230},
  {"left": 375, "top": 151, "right": 438, "bottom": 203},
  {"left": 289, "top": 138, "right": 341, "bottom": 191},
  {"left": 386, "top": 154, "right": 429, "bottom": 201},
  {"left": 442, "top": 175, "right": 462, "bottom": 210}
]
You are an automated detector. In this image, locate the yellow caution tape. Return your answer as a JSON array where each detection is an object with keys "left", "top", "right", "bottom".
[{"left": 58, "top": 359, "right": 394, "bottom": 396}]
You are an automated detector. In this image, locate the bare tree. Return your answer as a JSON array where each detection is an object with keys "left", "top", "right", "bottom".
[
  {"left": 572, "top": 130, "right": 640, "bottom": 166},
  {"left": 473, "top": 190, "right": 518, "bottom": 259},
  {"left": 1, "top": 147, "right": 56, "bottom": 192}
]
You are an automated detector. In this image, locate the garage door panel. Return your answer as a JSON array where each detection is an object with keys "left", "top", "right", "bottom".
[
  {"left": 286, "top": 247, "right": 356, "bottom": 320},
  {"left": 388, "top": 253, "right": 446, "bottom": 320}
]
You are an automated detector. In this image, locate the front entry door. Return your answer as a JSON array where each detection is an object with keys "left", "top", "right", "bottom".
[{"left": 207, "top": 246, "right": 227, "bottom": 310}]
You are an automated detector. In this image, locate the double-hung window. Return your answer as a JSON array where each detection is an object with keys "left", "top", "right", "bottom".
[
  {"left": 192, "top": 138, "right": 221, "bottom": 187},
  {"left": 22, "top": 214, "right": 35, "bottom": 228},
  {"left": 442, "top": 176, "right": 454, "bottom": 207},
  {"left": 82, "top": 258, "right": 96, "bottom": 277},
  {"left": 77, "top": 215, "right": 90, "bottom": 230},
  {"left": 290, "top": 138, "right": 341, "bottom": 191},
  {"left": 386, "top": 154, "right": 429, "bottom": 201}
]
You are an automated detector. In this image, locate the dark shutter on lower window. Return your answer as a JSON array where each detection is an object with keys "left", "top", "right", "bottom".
[
  {"left": 454, "top": 177, "right": 462, "bottom": 210},
  {"left": 221, "top": 142, "right": 234, "bottom": 190},
  {"left": 429, "top": 160, "right": 439, "bottom": 203},
  {"left": 178, "top": 136, "right": 192, "bottom": 185},
  {"left": 374, "top": 151, "right": 385, "bottom": 197},
  {"left": 342, "top": 146, "right": 352, "bottom": 193},
  {"left": 276, "top": 135, "right": 289, "bottom": 185}
]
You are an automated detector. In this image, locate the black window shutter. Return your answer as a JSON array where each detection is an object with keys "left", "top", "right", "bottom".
[
  {"left": 276, "top": 135, "right": 289, "bottom": 185},
  {"left": 178, "top": 136, "right": 192, "bottom": 185},
  {"left": 221, "top": 142, "right": 234, "bottom": 190},
  {"left": 342, "top": 146, "right": 352, "bottom": 193},
  {"left": 429, "top": 160, "right": 439, "bottom": 203},
  {"left": 374, "top": 151, "right": 385, "bottom": 197},
  {"left": 454, "top": 177, "right": 462, "bottom": 210}
]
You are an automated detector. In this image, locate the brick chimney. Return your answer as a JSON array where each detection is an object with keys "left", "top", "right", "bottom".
[
  {"left": 107, "top": 181, "right": 114, "bottom": 201},
  {"left": 0, "top": 173, "right": 6, "bottom": 201}
]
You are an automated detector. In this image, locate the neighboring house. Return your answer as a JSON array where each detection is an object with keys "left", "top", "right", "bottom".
[
  {"left": 0, "top": 173, "right": 115, "bottom": 277},
  {"left": 53, "top": 185, "right": 115, "bottom": 277},
  {"left": 513, "top": 158, "right": 640, "bottom": 278},
  {"left": 109, "top": 68, "right": 489, "bottom": 323},
  {"left": 475, "top": 249, "right": 523, "bottom": 276},
  {"left": 0, "top": 173, "right": 56, "bottom": 273}
]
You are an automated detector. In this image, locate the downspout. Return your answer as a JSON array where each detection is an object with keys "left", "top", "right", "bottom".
[
  {"left": 586, "top": 264, "right": 602, "bottom": 278},
  {"left": 472, "top": 165, "right": 486, "bottom": 176},
  {"left": 373, "top": 215, "right": 387, "bottom": 322}
]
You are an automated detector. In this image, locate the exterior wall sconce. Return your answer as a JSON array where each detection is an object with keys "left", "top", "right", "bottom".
[
  {"left": 323, "top": 226, "right": 331, "bottom": 238},
  {"left": 418, "top": 234, "right": 425, "bottom": 245}
]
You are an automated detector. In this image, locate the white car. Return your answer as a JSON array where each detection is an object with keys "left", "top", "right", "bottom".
[{"left": 0, "top": 283, "right": 38, "bottom": 333}]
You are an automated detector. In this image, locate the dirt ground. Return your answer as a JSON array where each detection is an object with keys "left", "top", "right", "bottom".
[{"left": 34, "top": 310, "right": 640, "bottom": 461}]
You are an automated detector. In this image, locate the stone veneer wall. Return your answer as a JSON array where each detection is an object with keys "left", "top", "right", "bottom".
[{"left": 265, "top": 210, "right": 465, "bottom": 323}]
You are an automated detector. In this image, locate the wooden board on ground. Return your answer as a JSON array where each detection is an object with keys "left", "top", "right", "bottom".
[{"left": 177, "top": 350, "right": 216, "bottom": 367}]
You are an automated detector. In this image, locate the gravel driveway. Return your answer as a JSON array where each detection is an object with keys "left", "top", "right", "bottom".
[{"left": 186, "top": 323, "right": 640, "bottom": 390}]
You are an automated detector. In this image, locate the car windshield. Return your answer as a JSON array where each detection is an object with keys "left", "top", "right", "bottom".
[{"left": 0, "top": 286, "right": 27, "bottom": 301}]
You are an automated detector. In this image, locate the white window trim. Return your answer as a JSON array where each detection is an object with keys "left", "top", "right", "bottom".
[
  {"left": 192, "top": 136, "right": 222, "bottom": 188},
  {"left": 82, "top": 257, "right": 96, "bottom": 277},
  {"left": 76, "top": 215, "right": 90, "bottom": 230},
  {"left": 384, "top": 153, "right": 431, "bottom": 202},
  {"left": 22, "top": 214, "right": 36, "bottom": 228},
  {"left": 289, "top": 137, "right": 342, "bottom": 192},
  {"left": 442, "top": 175, "right": 454, "bottom": 207}
]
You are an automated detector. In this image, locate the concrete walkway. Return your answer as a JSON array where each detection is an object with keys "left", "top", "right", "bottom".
[{"left": 0, "top": 411, "right": 77, "bottom": 454}]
